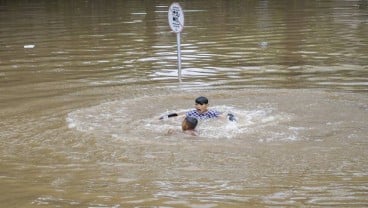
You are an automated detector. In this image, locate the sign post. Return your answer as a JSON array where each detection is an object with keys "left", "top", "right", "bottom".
[{"left": 168, "top": 2, "right": 184, "bottom": 82}]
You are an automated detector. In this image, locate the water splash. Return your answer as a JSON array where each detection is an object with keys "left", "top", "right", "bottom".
[{"left": 67, "top": 99, "right": 295, "bottom": 141}]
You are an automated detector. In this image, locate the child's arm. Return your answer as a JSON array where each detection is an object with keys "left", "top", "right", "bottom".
[
  {"left": 159, "top": 113, "right": 178, "bottom": 120},
  {"left": 159, "top": 112, "right": 186, "bottom": 120}
]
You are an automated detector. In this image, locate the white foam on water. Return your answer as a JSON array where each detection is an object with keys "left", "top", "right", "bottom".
[
  {"left": 66, "top": 98, "right": 298, "bottom": 141},
  {"left": 24, "top": 44, "right": 35, "bottom": 49}
]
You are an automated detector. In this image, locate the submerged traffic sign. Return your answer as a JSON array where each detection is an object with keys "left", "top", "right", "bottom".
[
  {"left": 168, "top": 3, "right": 184, "bottom": 33},
  {"left": 168, "top": 3, "right": 185, "bottom": 82}
]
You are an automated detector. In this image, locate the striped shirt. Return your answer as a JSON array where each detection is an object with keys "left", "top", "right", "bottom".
[{"left": 186, "top": 109, "right": 221, "bottom": 120}]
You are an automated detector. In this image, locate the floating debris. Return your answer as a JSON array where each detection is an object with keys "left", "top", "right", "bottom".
[{"left": 24, "top": 44, "right": 35, "bottom": 49}]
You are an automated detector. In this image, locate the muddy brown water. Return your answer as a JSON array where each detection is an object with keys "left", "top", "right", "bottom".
[{"left": 1, "top": 1, "right": 367, "bottom": 207}]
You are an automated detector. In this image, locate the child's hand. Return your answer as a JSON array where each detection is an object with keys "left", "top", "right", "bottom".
[{"left": 227, "top": 113, "right": 236, "bottom": 121}]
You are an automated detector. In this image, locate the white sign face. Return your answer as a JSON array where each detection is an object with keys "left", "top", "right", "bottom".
[{"left": 168, "top": 3, "right": 184, "bottom": 33}]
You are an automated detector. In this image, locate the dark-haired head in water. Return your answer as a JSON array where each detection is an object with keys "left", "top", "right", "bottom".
[
  {"left": 181, "top": 116, "right": 198, "bottom": 136},
  {"left": 182, "top": 116, "right": 198, "bottom": 131}
]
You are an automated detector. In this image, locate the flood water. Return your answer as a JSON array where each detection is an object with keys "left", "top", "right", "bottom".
[{"left": 1, "top": 0, "right": 368, "bottom": 207}]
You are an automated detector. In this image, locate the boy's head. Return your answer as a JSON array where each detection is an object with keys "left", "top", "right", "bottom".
[
  {"left": 182, "top": 116, "right": 198, "bottom": 131},
  {"left": 195, "top": 96, "right": 209, "bottom": 113},
  {"left": 195, "top": 96, "right": 208, "bottom": 105}
]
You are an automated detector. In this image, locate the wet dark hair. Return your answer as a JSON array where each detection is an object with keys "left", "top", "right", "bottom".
[
  {"left": 195, "top": 96, "right": 208, "bottom": 105},
  {"left": 185, "top": 116, "right": 198, "bottom": 129}
]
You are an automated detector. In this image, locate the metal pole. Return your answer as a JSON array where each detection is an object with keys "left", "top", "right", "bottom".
[{"left": 177, "top": 32, "right": 182, "bottom": 82}]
